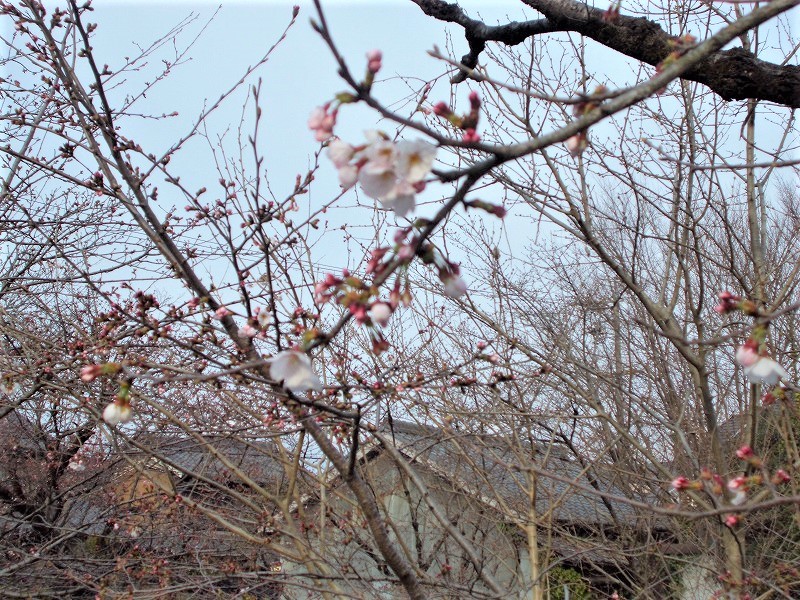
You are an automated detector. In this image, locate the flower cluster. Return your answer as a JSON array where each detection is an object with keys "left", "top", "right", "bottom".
[
  {"left": 327, "top": 133, "right": 437, "bottom": 218},
  {"left": 672, "top": 457, "right": 792, "bottom": 525},
  {"left": 431, "top": 90, "right": 482, "bottom": 144},
  {"left": 308, "top": 103, "right": 337, "bottom": 142},
  {"left": 716, "top": 292, "right": 791, "bottom": 386},
  {"left": 314, "top": 269, "right": 404, "bottom": 354}
]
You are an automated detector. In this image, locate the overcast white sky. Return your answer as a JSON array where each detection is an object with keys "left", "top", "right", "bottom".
[{"left": 3, "top": 2, "right": 792, "bottom": 290}]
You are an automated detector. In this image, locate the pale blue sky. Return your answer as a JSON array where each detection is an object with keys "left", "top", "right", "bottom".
[{"left": 3, "top": 2, "right": 793, "bottom": 291}]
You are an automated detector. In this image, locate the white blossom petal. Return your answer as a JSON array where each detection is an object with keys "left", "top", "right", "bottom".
[
  {"left": 103, "top": 403, "right": 132, "bottom": 426},
  {"left": 359, "top": 168, "right": 398, "bottom": 200},
  {"left": 744, "top": 357, "right": 788, "bottom": 386},
  {"left": 327, "top": 139, "right": 355, "bottom": 168},
  {"left": 395, "top": 140, "right": 436, "bottom": 183},
  {"left": 443, "top": 276, "right": 467, "bottom": 298},
  {"left": 269, "top": 351, "right": 323, "bottom": 392}
]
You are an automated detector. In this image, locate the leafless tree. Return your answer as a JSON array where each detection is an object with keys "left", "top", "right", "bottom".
[{"left": 0, "top": 0, "right": 798, "bottom": 598}]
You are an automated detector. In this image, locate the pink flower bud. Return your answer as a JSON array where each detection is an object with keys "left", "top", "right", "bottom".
[
  {"left": 215, "top": 306, "right": 232, "bottom": 320},
  {"left": 672, "top": 476, "right": 691, "bottom": 491},
  {"left": 80, "top": 364, "right": 103, "bottom": 382},
  {"left": 566, "top": 132, "right": 588, "bottom": 157},
  {"left": 735, "top": 339, "right": 760, "bottom": 368},
  {"left": 462, "top": 128, "right": 481, "bottom": 144},
  {"left": 736, "top": 445, "right": 754, "bottom": 459},
  {"left": 349, "top": 303, "right": 369, "bottom": 324},
  {"left": 368, "top": 301, "right": 393, "bottom": 327},
  {"left": 366, "top": 49, "right": 382, "bottom": 74},
  {"left": 468, "top": 91, "right": 481, "bottom": 110},
  {"left": 725, "top": 514, "right": 740, "bottom": 527},
  {"left": 397, "top": 245, "right": 415, "bottom": 262},
  {"left": 728, "top": 475, "right": 746, "bottom": 490},
  {"left": 442, "top": 274, "right": 467, "bottom": 298},
  {"left": 713, "top": 291, "right": 741, "bottom": 314},
  {"left": 240, "top": 324, "right": 259, "bottom": 338},
  {"left": 774, "top": 469, "right": 791, "bottom": 484},
  {"left": 433, "top": 102, "right": 451, "bottom": 117}
]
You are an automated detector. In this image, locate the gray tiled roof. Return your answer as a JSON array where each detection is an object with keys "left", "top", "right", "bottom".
[
  {"left": 124, "top": 434, "right": 286, "bottom": 487},
  {"left": 380, "top": 421, "right": 641, "bottom": 526}
]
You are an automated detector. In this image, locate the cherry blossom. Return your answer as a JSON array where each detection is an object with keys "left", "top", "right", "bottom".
[
  {"left": 744, "top": 356, "right": 788, "bottom": 386},
  {"left": 308, "top": 104, "right": 337, "bottom": 142},
  {"left": 443, "top": 274, "right": 467, "bottom": 298},
  {"left": 103, "top": 401, "right": 132, "bottom": 426},
  {"left": 240, "top": 323, "right": 259, "bottom": 338},
  {"left": 368, "top": 301, "right": 393, "bottom": 326},
  {"left": 566, "top": 132, "right": 588, "bottom": 157},
  {"left": 327, "top": 139, "right": 354, "bottom": 168},
  {"left": 269, "top": 350, "right": 322, "bottom": 393},
  {"left": 327, "top": 131, "right": 436, "bottom": 218},
  {"left": 395, "top": 140, "right": 436, "bottom": 184}
]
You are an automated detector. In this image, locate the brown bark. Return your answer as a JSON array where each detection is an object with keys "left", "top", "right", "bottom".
[{"left": 411, "top": 0, "right": 800, "bottom": 108}]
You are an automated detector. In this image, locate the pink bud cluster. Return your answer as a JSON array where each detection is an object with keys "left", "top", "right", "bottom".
[
  {"left": 714, "top": 291, "right": 757, "bottom": 315},
  {"left": 671, "top": 476, "right": 702, "bottom": 491},
  {"left": 432, "top": 91, "right": 482, "bottom": 143},
  {"left": 239, "top": 308, "right": 272, "bottom": 339},
  {"left": 307, "top": 103, "right": 338, "bottom": 142},
  {"left": 314, "top": 270, "right": 408, "bottom": 354},
  {"left": 674, "top": 461, "right": 792, "bottom": 521}
]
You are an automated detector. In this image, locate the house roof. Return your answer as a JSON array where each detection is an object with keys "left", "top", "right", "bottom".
[
  {"left": 122, "top": 433, "right": 288, "bottom": 488},
  {"left": 376, "top": 420, "right": 645, "bottom": 527}
]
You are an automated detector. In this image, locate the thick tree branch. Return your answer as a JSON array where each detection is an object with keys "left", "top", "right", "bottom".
[{"left": 412, "top": 0, "right": 800, "bottom": 108}]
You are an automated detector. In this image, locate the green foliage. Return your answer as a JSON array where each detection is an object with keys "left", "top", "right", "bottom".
[{"left": 547, "top": 566, "right": 591, "bottom": 600}]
